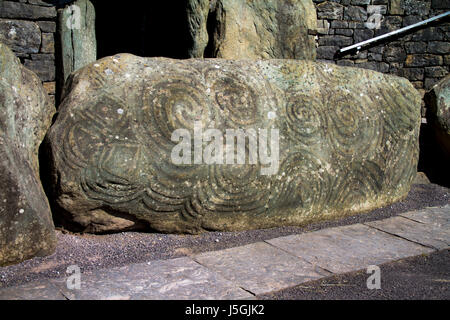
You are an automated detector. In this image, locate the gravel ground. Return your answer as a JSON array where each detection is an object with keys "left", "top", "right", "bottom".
[
  {"left": 0, "top": 183, "right": 449, "bottom": 289},
  {"left": 259, "top": 249, "right": 450, "bottom": 300}
]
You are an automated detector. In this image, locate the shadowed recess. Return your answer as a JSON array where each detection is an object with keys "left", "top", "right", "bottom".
[{"left": 91, "top": 0, "right": 192, "bottom": 59}]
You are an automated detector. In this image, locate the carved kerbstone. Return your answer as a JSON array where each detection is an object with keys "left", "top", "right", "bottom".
[
  {"left": 48, "top": 55, "right": 421, "bottom": 234},
  {"left": 0, "top": 42, "right": 56, "bottom": 266}
]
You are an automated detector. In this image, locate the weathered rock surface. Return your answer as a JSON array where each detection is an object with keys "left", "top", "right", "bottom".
[
  {"left": 0, "top": 42, "right": 57, "bottom": 266},
  {"left": 190, "top": 0, "right": 317, "bottom": 60},
  {"left": 426, "top": 74, "right": 450, "bottom": 158},
  {"left": 0, "top": 19, "right": 41, "bottom": 54},
  {"left": 47, "top": 55, "right": 421, "bottom": 234},
  {"left": 187, "top": 0, "right": 210, "bottom": 58}
]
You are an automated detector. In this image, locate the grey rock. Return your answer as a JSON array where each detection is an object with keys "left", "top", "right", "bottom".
[
  {"left": 316, "top": 1, "right": 343, "bottom": 20},
  {"left": 317, "top": 46, "right": 339, "bottom": 60},
  {"left": 367, "top": 4, "right": 387, "bottom": 14},
  {"left": 0, "top": 19, "right": 41, "bottom": 54},
  {"left": 24, "top": 58, "right": 55, "bottom": 82},
  {"left": 0, "top": 280, "right": 65, "bottom": 300},
  {"left": 377, "top": 62, "right": 390, "bottom": 73},
  {"left": 336, "top": 59, "right": 354, "bottom": 67},
  {"left": 412, "top": 28, "right": 445, "bottom": 41},
  {"left": 405, "top": 41, "right": 427, "bottom": 54},
  {"left": 368, "top": 52, "right": 383, "bottom": 62},
  {"left": 47, "top": 55, "right": 421, "bottom": 234},
  {"left": 351, "top": 0, "right": 370, "bottom": 4},
  {"left": 366, "top": 216, "right": 449, "bottom": 250},
  {"left": 194, "top": 242, "right": 324, "bottom": 295},
  {"left": 335, "top": 28, "right": 353, "bottom": 36},
  {"left": 203, "top": 0, "right": 317, "bottom": 60},
  {"left": 399, "top": 68, "right": 425, "bottom": 81},
  {"left": 30, "top": 53, "right": 55, "bottom": 61},
  {"left": 267, "top": 224, "right": 433, "bottom": 274},
  {"left": 405, "top": 54, "right": 443, "bottom": 67},
  {"left": 403, "top": 0, "right": 430, "bottom": 16},
  {"left": 427, "top": 41, "right": 450, "bottom": 55},
  {"left": 40, "top": 33, "right": 54, "bottom": 54},
  {"left": 318, "top": 35, "right": 353, "bottom": 46},
  {"left": 403, "top": 15, "right": 422, "bottom": 27},
  {"left": 354, "top": 29, "right": 374, "bottom": 43},
  {"left": 51, "top": 257, "right": 252, "bottom": 300},
  {"left": 58, "top": 0, "right": 97, "bottom": 83},
  {"left": 344, "top": 6, "right": 367, "bottom": 22},
  {"left": 37, "top": 21, "right": 56, "bottom": 33},
  {"left": 425, "top": 74, "right": 450, "bottom": 158},
  {"left": 330, "top": 20, "right": 348, "bottom": 28},
  {"left": 0, "top": 1, "right": 56, "bottom": 19},
  {"left": 384, "top": 46, "right": 406, "bottom": 63},
  {"left": 389, "top": 0, "right": 404, "bottom": 15},
  {"left": 401, "top": 205, "right": 450, "bottom": 227},
  {"left": 431, "top": 0, "right": 450, "bottom": 9},
  {"left": 425, "top": 66, "right": 448, "bottom": 78},
  {"left": 186, "top": 0, "right": 210, "bottom": 58}
]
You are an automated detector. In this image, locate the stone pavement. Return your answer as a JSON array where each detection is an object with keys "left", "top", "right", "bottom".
[{"left": 0, "top": 205, "right": 448, "bottom": 300}]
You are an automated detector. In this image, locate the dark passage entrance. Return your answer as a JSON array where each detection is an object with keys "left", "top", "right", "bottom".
[{"left": 91, "top": 0, "right": 192, "bottom": 59}]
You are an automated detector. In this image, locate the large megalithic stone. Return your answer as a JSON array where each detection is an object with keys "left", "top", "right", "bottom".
[
  {"left": 188, "top": 0, "right": 317, "bottom": 60},
  {"left": 47, "top": 54, "right": 421, "bottom": 234},
  {"left": 0, "top": 42, "right": 57, "bottom": 266}
]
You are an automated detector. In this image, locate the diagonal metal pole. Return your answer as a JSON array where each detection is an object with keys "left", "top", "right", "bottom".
[{"left": 338, "top": 11, "right": 450, "bottom": 55}]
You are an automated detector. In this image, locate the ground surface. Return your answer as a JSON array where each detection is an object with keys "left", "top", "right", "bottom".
[
  {"left": 259, "top": 249, "right": 450, "bottom": 300},
  {"left": 0, "top": 183, "right": 449, "bottom": 292}
]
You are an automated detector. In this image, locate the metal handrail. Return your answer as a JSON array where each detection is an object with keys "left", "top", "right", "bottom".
[{"left": 338, "top": 11, "right": 450, "bottom": 55}]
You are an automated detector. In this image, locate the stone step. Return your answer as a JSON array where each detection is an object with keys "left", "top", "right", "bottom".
[{"left": 0, "top": 205, "right": 448, "bottom": 300}]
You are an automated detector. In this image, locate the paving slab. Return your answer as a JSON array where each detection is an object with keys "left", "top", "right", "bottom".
[
  {"left": 400, "top": 205, "right": 450, "bottom": 228},
  {"left": 194, "top": 242, "right": 325, "bottom": 295},
  {"left": 49, "top": 257, "right": 252, "bottom": 300},
  {"left": 0, "top": 280, "right": 66, "bottom": 300},
  {"left": 365, "top": 216, "right": 450, "bottom": 250},
  {"left": 267, "top": 224, "right": 434, "bottom": 274}
]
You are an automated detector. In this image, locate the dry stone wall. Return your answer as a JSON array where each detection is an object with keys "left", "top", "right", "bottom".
[{"left": 0, "top": 0, "right": 57, "bottom": 105}]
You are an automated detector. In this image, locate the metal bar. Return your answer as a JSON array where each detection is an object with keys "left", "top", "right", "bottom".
[{"left": 338, "top": 11, "right": 450, "bottom": 54}]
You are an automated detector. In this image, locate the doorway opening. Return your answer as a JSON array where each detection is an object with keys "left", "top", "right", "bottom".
[{"left": 91, "top": 0, "right": 192, "bottom": 59}]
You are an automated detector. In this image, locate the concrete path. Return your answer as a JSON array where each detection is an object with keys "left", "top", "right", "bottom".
[{"left": 0, "top": 205, "right": 448, "bottom": 300}]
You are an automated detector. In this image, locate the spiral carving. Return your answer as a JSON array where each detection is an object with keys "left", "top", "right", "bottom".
[
  {"left": 49, "top": 58, "right": 421, "bottom": 233},
  {"left": 285, "top": 93, "right": 327, "bottom": 146}
]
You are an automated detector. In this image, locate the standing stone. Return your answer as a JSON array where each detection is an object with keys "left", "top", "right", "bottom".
[
  {"left": 426, "top": 74, "right": 450, "bottom": 158},
  {"left": 193, "top": 0, "right": 317, "bottom": 60},
  {"left": 0, "top": 42, "right": 56, "bottom": 266},
  {"left": 47, "top": 54, "right": 421, "bottom": 234},
  {"left": 0, "top": 1, "right": 57, "bottom": 20},
  {"left": 58, "top": 0, "right": 96, "bottom": 84},
  {"left": 0, "top": 19, "right": 41, "bottom": 54},
  {"left": 187, "top": 0, "right": 210, "bottom": 58}
]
